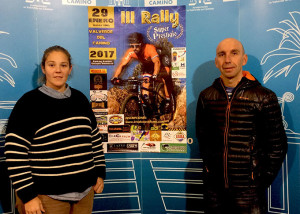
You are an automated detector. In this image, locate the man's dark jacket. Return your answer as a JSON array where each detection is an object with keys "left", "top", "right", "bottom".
[{"left": 196, "top": 71, "right": 287, "bottom": 191}]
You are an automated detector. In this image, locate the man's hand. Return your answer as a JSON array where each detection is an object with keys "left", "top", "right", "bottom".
[
  {"left": 24, "top": 197, "right": 45, "bottom": 214},
  {"left": 151, "top": 74, "right": 157, "bottom": 82},
  {"left": 111, "top": 77, "right": 120, "bottom": 85},
  {"left": 93, "top": 177, "right": 104, "bottom": 194}
]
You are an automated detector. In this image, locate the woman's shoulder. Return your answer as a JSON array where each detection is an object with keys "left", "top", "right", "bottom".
[
  {"left": 9, "top": 88, "right": 42, "bottom": 120},
  {"left": 70, "top": 87, "right": 86, "bottom": 96},
  {"left": 17, "top": 88, "right": 42, "bottom": 104},
  {"left": 70, "top": 87, "right": 90, "bottom": 102}
]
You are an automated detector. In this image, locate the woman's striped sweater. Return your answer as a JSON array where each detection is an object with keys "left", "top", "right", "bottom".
[{"left": 5, "top": 87, "right": 106, "bottom": 203}]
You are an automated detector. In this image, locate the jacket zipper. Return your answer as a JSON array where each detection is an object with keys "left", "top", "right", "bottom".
[
  {"left": 224, "top": 102, "right": 230, "bottom": 188},
  {"left": 221, "top": 80, "right": 243, "bottom": 189}
]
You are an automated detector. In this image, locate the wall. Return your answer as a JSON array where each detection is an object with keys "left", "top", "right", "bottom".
[{"left": 0, "top": 0, "right": 299, "bottom": 213}]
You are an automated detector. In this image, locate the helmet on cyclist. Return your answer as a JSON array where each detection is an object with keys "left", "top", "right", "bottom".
[{"left": 128, "top": 32, "right": 144, "bottom": 44}]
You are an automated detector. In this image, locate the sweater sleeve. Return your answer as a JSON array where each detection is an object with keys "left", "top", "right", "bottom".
[
  {"left": 5, "top": 95, "right": 38, "bottom": 203},
  {"left": 260, "top": 91, "right": 288, "bottom": 187},
  {"left": 91, "top": 125, "right": 106, "bottom": 179},
  {"left": 85, "top": 93, "right": 106, "bottom": 180}
]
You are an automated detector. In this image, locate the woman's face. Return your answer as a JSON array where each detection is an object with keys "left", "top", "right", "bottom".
[{"left": 42, "top": 51, "right": 72, "bottom": 92}]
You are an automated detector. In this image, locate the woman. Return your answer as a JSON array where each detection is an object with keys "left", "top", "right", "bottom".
[{"left": 5, "top": 45, "right": 106, "bottom": 214}]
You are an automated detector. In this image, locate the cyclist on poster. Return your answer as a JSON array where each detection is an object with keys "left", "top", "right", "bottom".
[{"left": 111, "top": 32, "right": 174, "bottom": 113}]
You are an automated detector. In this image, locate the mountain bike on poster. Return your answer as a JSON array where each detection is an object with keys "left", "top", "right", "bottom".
[{"left": 111, "top": 76, "right": 176, "bottom": 122}]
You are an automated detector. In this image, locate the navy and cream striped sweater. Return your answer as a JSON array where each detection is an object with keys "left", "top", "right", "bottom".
[{"left": 5, "top": 87, "right": 105, "bottom": 203}]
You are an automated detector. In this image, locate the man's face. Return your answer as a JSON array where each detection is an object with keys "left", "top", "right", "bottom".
[
  {"left": 130, "top": 43, "right": 142, "bottom": 54},
  {"left": 215, "top": 38, "right": 248, "bottom": 84}
]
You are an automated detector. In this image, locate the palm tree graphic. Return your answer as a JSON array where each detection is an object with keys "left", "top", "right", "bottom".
[
  {"left": 261, "top": 11, "right": 300, "bottom": 91},
  {"left": 0, "top": 31, "right": 17, "bottom": 87}
]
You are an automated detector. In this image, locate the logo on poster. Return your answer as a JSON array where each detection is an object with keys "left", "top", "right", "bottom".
[
  {"left": 174, "top": 131, "right": 186, "bottom": 142},
  {"left": 109, "top": 116, "right": 123, "bottom": 124},
  {"left": 108, "top": 133, "right": 131, "bottom": 142},
  {"left": 96, "top": 116, "right": 107, "bottom": 125},
  {"left": 121, "top": 9, "right": 179, "bottom": 28},
  {"left": 163, "top": 132, "right": 172, "bottom": 140},
  {"left": 142, "top": 142, "right": 156, "bottom": 150}
]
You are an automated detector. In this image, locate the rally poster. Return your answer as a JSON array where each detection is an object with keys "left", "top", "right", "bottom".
[{"left": 88, "top": 6, "right": 187, "bottom": 153}]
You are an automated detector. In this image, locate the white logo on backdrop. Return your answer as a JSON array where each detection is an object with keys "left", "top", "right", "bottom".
[
  {"left": 24, "top": 0, "right": 53, "bottom": 10},
  {"left": 187, "top": 0, "right": 214, "bottom": 12},
  {"left": 62, "top": 0, "right": 96, "bottom": 6},
  {"left": 188, "top": 0, "right": 212, "bottom": 6},
  {"left": 25, "top": 0, "right": 50, "bottom": 5},
  {"left": 278, "top": 92, "right": 300, "bottom": 145},
  {"left": 261, "top": 11, "right": 300, "bottom": 91},
  {"left": 279, "top": 92, "right": 294, "bottom": 130},
  {"left": 0, "top": 31, "right": 17, "bottom": 87},
  {"left": 0, "top": 31, "right": 17, "bottom": 112},
  {"left": 145, "top": 0, "right": 177, "bottom": 7},
  {"left": 109, "top": 0, "right": 131, "bottom": 6}
]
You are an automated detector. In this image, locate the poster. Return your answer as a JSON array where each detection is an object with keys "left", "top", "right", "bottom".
[{"left": 88, "top": 6, "right": 187, "bottom": 153}]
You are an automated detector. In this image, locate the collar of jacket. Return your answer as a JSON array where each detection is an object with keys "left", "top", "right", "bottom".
[
  {"left": 214, "top": 71, "right": 260, "bottom": 90},
  {"left": 241, "top": 70, "right": 256, "bottom": 81},
  {"left": 219, "top": 70, "right": 256, "bottom": 83}
]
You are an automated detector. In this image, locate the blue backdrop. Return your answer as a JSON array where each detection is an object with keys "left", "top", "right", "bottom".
[{"left": 0, "top": 0, "right": 299, "bottom": 213}]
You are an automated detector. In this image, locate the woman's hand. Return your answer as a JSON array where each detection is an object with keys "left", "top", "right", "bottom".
[
  {"left": 93, "top": 177, "right": 104, "bottom": 194},
  {"left": 24, "top": 197, "right": 45, "bottom": 214}
]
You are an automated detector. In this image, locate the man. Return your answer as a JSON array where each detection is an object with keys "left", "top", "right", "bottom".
[
  {"left": 196, "top": 38, "right": 287, "bottom": 214},
  {"left": 111, "top": 32, "right": 172, "bottom": 109}
]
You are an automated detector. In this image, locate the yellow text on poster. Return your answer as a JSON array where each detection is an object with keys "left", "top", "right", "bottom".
[
  {"left": 88, "top": 7, "right": 114, "bottom": 28},
  {"left": 90, "top": 69, "right": 107, "bottom": 74},
  {"left": 89, "top": 48, "right": 117, "bottom": 60}
]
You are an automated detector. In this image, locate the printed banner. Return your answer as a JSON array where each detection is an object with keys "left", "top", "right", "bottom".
[{"left": 88, "top": 6, "right": 187, "bottom": 153}]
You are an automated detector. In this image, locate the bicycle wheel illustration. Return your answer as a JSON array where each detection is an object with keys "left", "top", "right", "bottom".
[
  {"left": 155, "top": 82, "right": 176, "bottom": 121},
  {"left": 120, "top": 95, "right": 140, "bottom": 117}
]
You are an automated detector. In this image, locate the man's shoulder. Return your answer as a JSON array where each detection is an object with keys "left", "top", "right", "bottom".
[
  {"left": 200, "top": 79, "right": 221, "bottom": 93},
  {"left": 254, "top": 85, "right": 278, "bottom": 101},
  {"left": 242, "top": 73, "right": 274, "bottom": 94},
  {"left": 144, "top": 44, "right": 157, "bottom": 51},
  {"left": 199, "top": 83, "right": 221, "bottom": 101},
  {"left": 238, "top": 79, "right": 279, "bottom": 104},
  {"left": 245, "top": 79, "right": 277, "bottom": 96},
  {"left": 201, "top": 85, "right": 216, "bottom": 94},
  {"left": 144, "top": 43, "right": 156, "bottom": 49}
]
